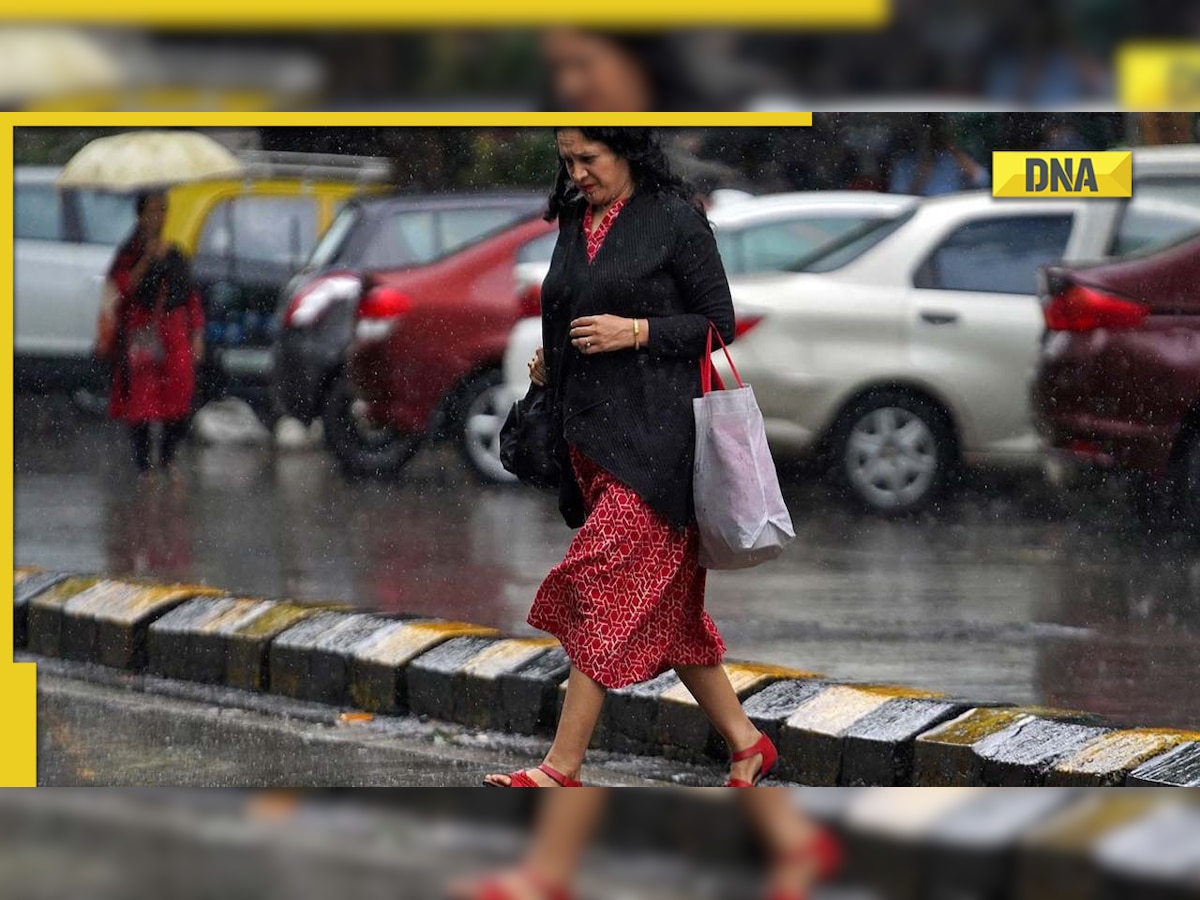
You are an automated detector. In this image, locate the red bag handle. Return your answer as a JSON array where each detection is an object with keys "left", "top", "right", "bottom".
[{"left": 700, "top": 322, "right": 745, "bottom": 395}]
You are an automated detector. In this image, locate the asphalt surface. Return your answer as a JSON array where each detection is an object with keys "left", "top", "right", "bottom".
[
  {"left": 15, "top": 392, "right": 1200, "bottom": 730},
  {"left": 32, "top": 652, "right": 707, "bottom": 787},
  {"left": 4, "top": 776, "right": 881, "bottom": 900}
]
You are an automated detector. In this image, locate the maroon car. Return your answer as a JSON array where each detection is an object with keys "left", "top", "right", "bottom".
[{"left": 1032, "top": 232, "right": 1200, "bottom": 523}]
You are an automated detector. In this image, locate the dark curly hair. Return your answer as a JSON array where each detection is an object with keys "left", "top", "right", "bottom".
[
  {"left": 545, "top": 127, "right": 708, "bottom": 228},
  {"left": 539, "top": 32, "right": 717, "bottom": 114}
]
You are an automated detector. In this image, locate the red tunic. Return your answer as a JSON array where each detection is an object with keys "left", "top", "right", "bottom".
[
  {"left": 108, "top": 241, "right": 205, "bottom": 424},
  {"left": 527, "top": 198, "right": 726, "bottom": 689}
]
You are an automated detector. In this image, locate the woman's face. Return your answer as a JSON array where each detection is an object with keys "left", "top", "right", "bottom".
[
  {"left": 540, "top": 29, "right": 653, "bottom": 112},
  {"left": 555, "top": 129, "right": 634, "bottom": 208},
  {"left": 139, "top": 194, "right": 167, "bottom": 238}
]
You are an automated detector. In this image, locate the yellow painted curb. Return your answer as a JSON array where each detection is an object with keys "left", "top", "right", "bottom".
[
  {"left": 1047, "top": 729, "right": 1200, "bottom": 782},
  {"left": 461, "top": 638, "right": 559, "bottom": 679},
  {"left": 786, "top": 684, "right": 933, "bottom": 735},
  {"left": 915, "top": 707, "right": 1029, "bottom": 748}
]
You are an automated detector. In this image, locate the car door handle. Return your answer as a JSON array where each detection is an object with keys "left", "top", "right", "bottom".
[{"left": 919, "top": 311, "right": 960, "bottom": 326}]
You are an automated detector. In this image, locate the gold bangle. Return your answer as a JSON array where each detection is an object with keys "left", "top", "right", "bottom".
[{"left": 633, "top": 318, "right": 640, "bottom": 350}]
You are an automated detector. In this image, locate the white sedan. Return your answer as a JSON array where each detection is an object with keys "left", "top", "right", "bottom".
[
  {"left": 724, "top": 190, "right": 1096, "bottom": 514},
  {"left": 500, "top": 190, "right": 922, "bottom": 469}
]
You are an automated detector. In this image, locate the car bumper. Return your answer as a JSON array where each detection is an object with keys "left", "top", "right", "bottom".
[
  {"left": 1032, "top": 334, "right": 1183, "bottom": 479},
  {"left": 1033, "top": 411, "right": 1175, "bottom": 478},
  {"left": 272, "top": 304, "right": 356, "bottom": 424},
  {"left": 502, "top": 316, "right": 541, "bottom": 407}
]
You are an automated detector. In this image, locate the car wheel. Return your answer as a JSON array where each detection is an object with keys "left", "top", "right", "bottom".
[
  {"left": 830, "top": 391, "right": 956, "bottom": 515},
  {"left": 456, "top": 369, "right": 519, "bottom": 484},
  {"left": 321, "top": 371, "right": 421, "bottom": 478}
]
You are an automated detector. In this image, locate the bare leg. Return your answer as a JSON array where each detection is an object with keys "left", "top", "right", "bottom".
[
  {"left": 447, "top": 790, "right": 609, "bottom": 899},
  {"left": 740, "top": 789, "right": 825, "bottom": 897},
  {"left": 673, "top": 664, "right": 765, "bottom": 784},
  {"left": 485, "top": 666, "right": 606, "bottom": 787}
]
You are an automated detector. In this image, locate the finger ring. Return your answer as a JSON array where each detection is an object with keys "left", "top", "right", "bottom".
[{"left": 585, "top": 340, "right": 591, "bottom": 348}]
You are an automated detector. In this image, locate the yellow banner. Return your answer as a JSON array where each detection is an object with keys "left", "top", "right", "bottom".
[
  {"left": 992, "top": 151, "right": 1133, "bottom": 199},
  {"left": 0, "top": 0, "right": 889, "bottom": 26},
  {"left": 0, "top": 120, "right": 37, "bottom": 787},
  {"left": 1118, "top": 43, "right": 1200, "bottom": 110}
]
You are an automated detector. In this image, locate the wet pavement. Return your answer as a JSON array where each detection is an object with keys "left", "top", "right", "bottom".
[
  {"left": 16, "top": 393, "right": 1200, "bottom": 730},
  {"left": 30, "top": 654, "right": 673, "bottom": 787}
]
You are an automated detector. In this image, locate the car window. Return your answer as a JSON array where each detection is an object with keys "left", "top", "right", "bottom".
[
  {"left": 516, "top": 231, "right": 558, "bottom": 264},
  {"left": 792, "top": 211, "right": 915, "bottom": 274},
  {"left": 197, "top": 196, "right": 319, "bottom": 266},
  {"left": 76, "top": 190, "right": 137, "bottom": 246},
  {"left": 915, "top": 215, "right": 1074, "bottom": 295},
  {"left": 715, "top": 229, "right": 746, "bottom": 274},
  {"left": 439, "top": 207, "right": 529, "bottom": 254},
  {"left": 738, "top": 216, "right": 887, "bottom": 274},
  {"left": 1112, "top": 178, "right": 1200, "bottom": 257},
  {"left": 15, "top": 183, "right": 63, "bottom": 241},
  {"left": 307, "top": 205, "right": 360, "bottom": 269},
  {"left": 360, "top": 210, "right": 438, "bottom": 269}
]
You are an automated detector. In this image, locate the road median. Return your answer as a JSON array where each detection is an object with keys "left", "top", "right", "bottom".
[{"left": 14, "top": 565, "right": 1200, "bottom": 788}]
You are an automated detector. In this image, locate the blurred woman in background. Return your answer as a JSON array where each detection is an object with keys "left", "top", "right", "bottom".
[
  {"left": 108, "top": 191, "right": 205, "bottom": 478},
  {"left": 449, "top": 789, "right": 841, "bottom": 900},
  {"left": 539, "top": 30, "right": 726, "bottom": 111}
]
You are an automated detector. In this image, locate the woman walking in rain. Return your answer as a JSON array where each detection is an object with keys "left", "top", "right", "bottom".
[
  {"left": 461, "top": 124, "right": 842, "bottom": 899},
  {"left": 107, "top": 191, "right": 205, "bottom": 478}
]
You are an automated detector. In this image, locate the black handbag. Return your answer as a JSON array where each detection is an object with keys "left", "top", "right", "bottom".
[{"left": 500, "top": 382, "right": 561, "bottom": 491}]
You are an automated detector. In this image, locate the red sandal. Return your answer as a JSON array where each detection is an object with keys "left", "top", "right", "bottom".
[
  {"left": 764, "top": 826, "right": 844, "bottom": 900},
  {"left": 725, "top": 732, "right": 779, "bottom": 787},
  {"left": 451, "top": 867, "right": 574, "bottom": 900},
  {"left": 483, "top": 763, "right": 582, "bottom": 788}
]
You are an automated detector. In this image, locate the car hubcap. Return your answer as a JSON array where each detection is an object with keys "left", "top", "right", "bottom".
[
  {"left": 465, "top": 384, "right": 517, "bottom": 482},
  {"left": 846, "top": 407, "right": 938, "bottom": 509}
]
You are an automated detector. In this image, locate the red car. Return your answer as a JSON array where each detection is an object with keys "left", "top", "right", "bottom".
[
  {"left": 338, "top": 213, "right": 556, "bottom": 480},
  {"left": 1032, "top": 232, "right": 1200, "bottom": 523}
]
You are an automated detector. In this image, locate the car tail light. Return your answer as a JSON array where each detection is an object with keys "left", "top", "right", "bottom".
[
  {"left": 283, "top": 273, "right": 362, "bottom": 328},
  {"left": 735, "top": 315, "right": 763, "bottom": 337},
  {"left": 1043, "top": 284, "right": 1149, "bottom": 333},
  {"left": 358, "top": 286, "right": 413, "bottom": 320},
  {"left": 355, "top": 285, "right": 414, "bottom": 342},
  {"left": 518, "top": 284, "right": 542, "bottom": 319}
]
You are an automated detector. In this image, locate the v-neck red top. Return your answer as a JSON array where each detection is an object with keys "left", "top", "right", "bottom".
[{"left": 583, "top": 197, "right": 627, "bottom": 263}]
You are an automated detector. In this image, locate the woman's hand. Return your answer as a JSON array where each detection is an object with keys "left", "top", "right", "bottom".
[
  {"left": 191, "top": 333, "right": 205, "bottom": 364},
  {"left": 570, "top": 315, "right": 645, "bottom": 355},
  {"left": 528, "top": 347, "right": 548, "bottom": 386}
]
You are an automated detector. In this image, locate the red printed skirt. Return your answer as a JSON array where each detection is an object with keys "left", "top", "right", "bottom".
[{"left": 527, "top": 445, "right": 726, "bottom": 689}]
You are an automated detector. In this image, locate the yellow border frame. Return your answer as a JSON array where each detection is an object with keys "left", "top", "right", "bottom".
[
  {"left": 0, "top": 0, "right": 888, "bottom": 26},
  {"left": 2, "top": 111, "right": 811, "bottom": 787}
]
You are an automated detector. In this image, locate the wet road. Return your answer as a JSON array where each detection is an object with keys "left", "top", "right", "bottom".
[{"left": 16, "top": 394, "right": 1200, "bottom": 730}]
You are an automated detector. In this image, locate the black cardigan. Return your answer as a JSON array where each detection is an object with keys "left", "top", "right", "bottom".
[{"left": 542, "top": 189, "right": 737, "bottom": 530}]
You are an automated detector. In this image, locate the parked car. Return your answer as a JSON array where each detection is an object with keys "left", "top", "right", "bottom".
[
  {"left": 15, "top": 166, "right": 137, "bottom": 395},
  {"left": 175, "top": 152, "right": 390, "bottom": 421},
  {"left": 1032, "top": 231, "right": 1200, "bottom": 525},
  {"left": 720, "top": 145, "right": 1200, "bottom": 515},
  {"left": 273, "top": 192, "right": 553, "bottom": 481},
  {"left": 723, "top": 191, "right": 1091, "bottom": 514},
  {"left": 14, "top": 154, "right": 387, "bottom": 421},
  {"left": 501, "top": 191, "right": 921, "bottom": 418}
]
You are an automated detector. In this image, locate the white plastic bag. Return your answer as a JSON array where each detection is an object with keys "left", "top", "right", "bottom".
[{"left": 693, "top": 325, "right": 795, "bottom": 569}]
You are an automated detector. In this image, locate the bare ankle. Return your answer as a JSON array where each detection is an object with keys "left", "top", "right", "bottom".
[
  {"left": 727, "top": 724, "right": 761, "bottom": 753},
  {"left": 542, "top": 754, "right": 581, "bottom": 780}
]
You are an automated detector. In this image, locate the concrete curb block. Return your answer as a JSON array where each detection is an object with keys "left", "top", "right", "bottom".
[
  {"left": 777, "top": 684, "right": 948, "bottom": 785},
  {"left": 14, "top": 567, "right": 1200, "bottom": 788},
  {"left": 1126, "top": 741, "right": 1200, "bottom": 787}
]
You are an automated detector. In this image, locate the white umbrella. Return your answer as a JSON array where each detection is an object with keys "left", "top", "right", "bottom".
[
  {"left": 56, "top": 130, "right": 245, "bottom": 191},
  {"left": 0, "top": 27, "right": 125, "bottom": 106}
]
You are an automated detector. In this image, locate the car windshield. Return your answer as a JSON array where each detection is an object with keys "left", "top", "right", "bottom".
[
  {"left": 306, "top": 205, "right": 360, "bottom": 269},
  {"left": 787, "top": 210, "right": 915, "bottom": 273}
]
